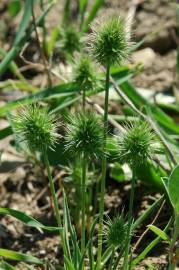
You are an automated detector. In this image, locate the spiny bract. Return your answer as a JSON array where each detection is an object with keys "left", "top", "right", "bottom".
[
  {"left": 118, "top": 121, "right": 155, "bottom": 168},
  {"left": 14, "top": 104, "right": 58, "bottom": 152},
  {"left": 65, "top": 112, "right": 104, "bottom": 158},
  {"left": 89, "top": 16, "right": 130, "bottom": 66},
  {"left": 103, "top": 214, "right": 127, "bottom": 248},
  {"left": 73, "top": 56, "right": 97, "bottom": 91}
]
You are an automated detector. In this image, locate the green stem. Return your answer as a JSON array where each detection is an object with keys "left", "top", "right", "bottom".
[
  {"left": 108, "top": 247, "right": 115, "bottom": 270},
  {"left": 81, "top": 155, "right": 87, "bottom": 268},
  {"left": 82, "top": 89, "right": 86, "bottom": 112},
  {"left": 43, "top": 151, "right": 67, "bottom": 257},
  {"left": 97, "top": 63, "right": 110, "bottom": 269},
  {"left": 169, "top": 212, "right": 179, "bottom": 270},
  {"left": 123, "top": 168, "right": 136, "bottom": 270}
]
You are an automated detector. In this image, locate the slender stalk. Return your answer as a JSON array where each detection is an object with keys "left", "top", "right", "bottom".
[
  {"left": 82, "top": 89, "right": 86, "bottom": 112},
  {"left": 97, "top": 63, "right": 110, "bottom": 269},
  {"left": 43, "top": 151, "right": 67, "bottom": 257},
  {"left": 123, "top": 168, "right": 136, "bottom": 270},
  {"left": 108, "top": 247, "right": 115, "bottom": 270},
  {"left": 81, "top": 155, "right": 87, "bottom": 268},
  {"left": 169, "top": 212, "right": 179, "bottom": 270}
]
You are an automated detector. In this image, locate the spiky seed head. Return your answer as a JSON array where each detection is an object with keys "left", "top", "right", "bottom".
[
  {"left": 118, "top": 121, "right": 155, "bottom": 168},
  {"left": 88, "top": 16, "right": 130, "bottom": 66},
  {"left": 64, "top": 112, "right": 104, "bottom": 158},
  {"left": 103, "top": 214, "right": 127, "bottom": 248},
  {"left": 59, "top": 25, "right": 81, "bottom": 55},
  {"left": 13, "top": 104, "right": 59, "bottom": 152},
  {"left": 73, "top": 55, "right": 97, "bottom": 91}
]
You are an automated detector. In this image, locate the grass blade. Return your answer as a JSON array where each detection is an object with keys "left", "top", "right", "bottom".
[
  {"left": 0, "top": 249, "right": 43, "bottom": 265},
  {"left": 0, "top": 207, "right": 62, "bottom": 232}
]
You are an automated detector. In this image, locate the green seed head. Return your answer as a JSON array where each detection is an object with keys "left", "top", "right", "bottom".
[
  {"left": 104, "top": 214, "right": 127, "bottom": 248},
  {"left": 118, "top": 121, "right": 155, "bottom": 168},
  {"left": 13, "top": 104, "right": 59, "bottom": 152},
  {"left": 88, "top": 16, "right": 130, "bottom": 66},
  {"left": 65, "top": 112, "right": 104, "bottom": 158},
  {"left": 73, "top": 55, "right": 97, "bottom": 91},
  {"left": 59, "top": 25, "right": 81, "bottom": 55}
]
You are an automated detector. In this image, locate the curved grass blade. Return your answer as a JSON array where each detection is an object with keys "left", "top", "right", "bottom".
[
  {"left": 0, "top": 1, "right": 54, "bottom": 75},
  {"left": 131, "top": 217, "right": 172, "bottom": 268},
  {"left": 0, "top": 82, "right": 78, "bottom": 116},
  {"left": 0, "top": 249, "right": 43, "bottom": 265},
  {"left": 0, "top": 261, "right": 16, "bottom": 270},
  {"left": 0, "top": 207, "right": 61, "bottom": 232}
]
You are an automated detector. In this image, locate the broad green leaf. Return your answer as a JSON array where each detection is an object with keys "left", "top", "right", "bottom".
[
  {"left": 0, "top": 249, "right": 43, "bottom": 265},
  {"left": 147, "top": 225, "right": 170, "bottom": 242},
  {"left": 119, "top": 81, "right": 179, "bottom": 134},
  {"left": 168, "top": 164, "right": 179, "bottom": 213},
  {"left": 110, "top": 162, "right": 125, "bottom": 182},
  {"left": 0, "top": 207, "right": 61, "bottom": 232}
]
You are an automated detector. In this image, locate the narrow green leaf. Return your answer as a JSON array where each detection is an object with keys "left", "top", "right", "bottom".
[
  {"left": 0, "top": 207, "right": 61, "bottom": 232},
  {"left": 0, "top": 126, "right": 13, "bottom": 140},
  {"left": 0, "top": 82, "right": 78, "bottom": 116},
  {"left": 133, "top": 196, "right": 164, "bottom": 230},
  {"left": 131, "top": 218, "right": 172, "bottom": 268},
  {"left": 147, "top": 224, "right": 170, "bottom": 242},
  {"left": 168, "top": 164, "right": 179, "bottom": 213},
  {"left": 82, "top": 0, "right": 104, "bottom": 32},
  {"left": 79, "top": 0, "right": 88, "bottom": 13},
  {"left": 0, "top": 249, "right": 43, "bottom": 265},
  {"left": 0, "top": 261, "right": 16, "bottom": 270},
  {"left": 14, "top": 0, "right": 34, "bottom": 46}
]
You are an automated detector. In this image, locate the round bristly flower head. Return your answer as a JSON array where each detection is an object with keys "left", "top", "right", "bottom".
[
  {"left": 14, "top": 104, "right": 59, "bottom": 152},
  {"left": 64, "top": 112, "right": 104, "bottom": 158},
  {"left": 73, "top": 55, "right": 97, "bottom": 91},
  {"left": 103, "top": 214, "right": 127, "bottom": 248},
  {"left": 118, "top": 121, "right": 155, "bottom": 168},
  {"left": 88, "top": 16, "right": 130, "bottom": 66},
  {"left": 59, "top": 25, "right": 81, "bottom": 55}
]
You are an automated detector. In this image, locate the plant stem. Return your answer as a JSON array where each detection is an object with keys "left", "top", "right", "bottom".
[
  {"left": 108, "top": 247, "right": 115, "bottom": 270},
  {"left": 82, "top": 89, "right": 86, "bottom": 112},
  {"left": 123, "top": 168, "right": 136, "bottom": 270},
  {"left": 43, "top": 151, "right": 67, "bottom": 257},
  {"left": 97, "top": 63, "right": 110, "bottom": 269},
  {"left": 169, "top": 212, "right": 179, "bottom": 270},
  {"left": 81, "top": 155, "right": 87, "bottom": 268}
]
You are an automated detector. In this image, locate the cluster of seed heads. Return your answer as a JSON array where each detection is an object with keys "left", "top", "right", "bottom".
[{"left": 14, "top": 104, "right": 58, "bottom": 152}]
